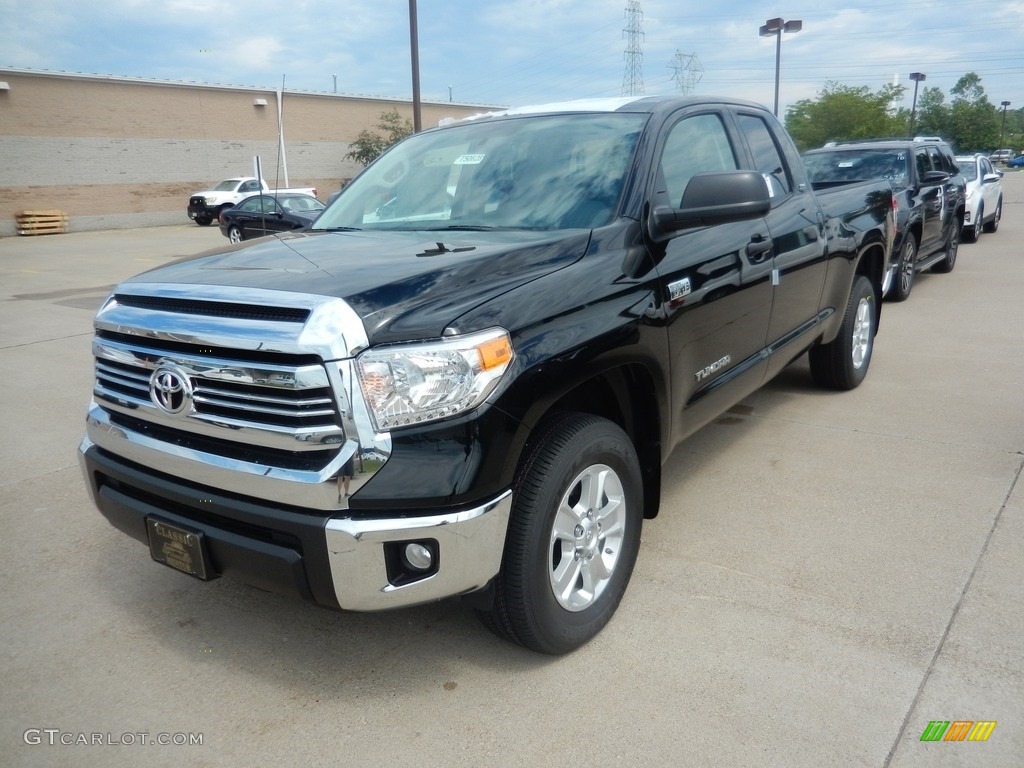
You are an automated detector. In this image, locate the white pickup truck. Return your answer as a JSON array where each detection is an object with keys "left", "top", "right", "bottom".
[{"left": 187, "top": 177, "right": 318, "bottom": 225}]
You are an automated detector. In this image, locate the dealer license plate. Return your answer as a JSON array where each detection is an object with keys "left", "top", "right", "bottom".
[{"left": 146, "top": 517, "right": 210, "bottom": 580}]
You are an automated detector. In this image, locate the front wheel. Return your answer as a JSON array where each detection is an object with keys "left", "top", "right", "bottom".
[
  {"left": 932, "top": 221, "right": 959, "bottom": 273},
  {"left": 809, "top": 275, "right": 875, "bottom": 390},
  {"left": 963, "top": 203, "right": 982, "bottom": 243},
  {"left": 227, "top": 225, "right": 244, "bottom": 244},
  {"left": 194, "top": 214, "right": 213, "bottom": 226},
  {"left": 983, "top": 198, "right": 1001, "bottom": 233},
  {"left": 478, "top": 413, "right": 643, "bottom": 654}
]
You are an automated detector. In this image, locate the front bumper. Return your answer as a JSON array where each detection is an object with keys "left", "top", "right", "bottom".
[
  {"left": 80, "top": 437, "right": 512, "bottom": 610},
  {"left": 187, "top": 203, "right": 216, "bottom": 220}
]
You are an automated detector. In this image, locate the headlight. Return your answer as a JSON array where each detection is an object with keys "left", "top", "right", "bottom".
[{"left": 355, "top": 328, "right": 514, "bottom": 431}]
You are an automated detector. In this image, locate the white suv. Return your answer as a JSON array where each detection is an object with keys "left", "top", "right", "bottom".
[{"left": 956, "top": 154, "right": 1003, "bottom": 242}]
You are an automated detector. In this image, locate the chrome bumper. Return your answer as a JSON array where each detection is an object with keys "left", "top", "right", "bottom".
[{"left": 324, "top": 490, "right": 513, "bottom": 610}]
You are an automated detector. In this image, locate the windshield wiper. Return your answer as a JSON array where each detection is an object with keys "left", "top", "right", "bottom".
[
  {"left": 315, "top": 226, "right": 362, "bottom": 232},
  {"left": 423, "top": 225, "right": 511, "bottom": 231}
]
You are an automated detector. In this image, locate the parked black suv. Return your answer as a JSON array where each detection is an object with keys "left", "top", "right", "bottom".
[{"left": 803, "top": 138, "right": 965, "bottom": 301}]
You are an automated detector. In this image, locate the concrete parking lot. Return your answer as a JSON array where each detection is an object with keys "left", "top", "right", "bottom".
[{"left": 2, "top": 176, "right": 1022, "bottom": 768}]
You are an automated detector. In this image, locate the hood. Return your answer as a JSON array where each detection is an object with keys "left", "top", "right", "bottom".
[{"left": 124, "top": 229, "right": 590, "bottom": 344}]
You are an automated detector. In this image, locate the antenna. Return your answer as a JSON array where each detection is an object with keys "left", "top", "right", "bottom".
[
  {"left": 621, "top": 1, "right": 645, "bottom": 96},
  {"left": 668, "top": 50, "right": 703, "bottom": 95}
]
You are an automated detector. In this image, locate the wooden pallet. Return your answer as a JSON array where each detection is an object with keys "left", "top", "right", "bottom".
[{"left": 16, "top": 209, "right": 68, "bottom": 236}]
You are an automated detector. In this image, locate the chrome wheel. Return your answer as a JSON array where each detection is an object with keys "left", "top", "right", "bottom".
[
  {"left": 852, "top": 295, "right": 872, "bottom": 370},
  {"left": 549, "top": 463, "right": 626, "bottom": 611},
  {"left": 228, "top": 225, "right": 243, "bottom": 244}
]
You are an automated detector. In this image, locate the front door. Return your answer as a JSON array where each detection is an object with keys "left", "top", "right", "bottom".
[{"left": 650, "top": 109, "right": 774, "bottom": 445}]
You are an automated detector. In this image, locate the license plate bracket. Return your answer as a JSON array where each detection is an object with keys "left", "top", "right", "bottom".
[{"left": 146, "top": 517, "right": 212, "bottom": 580}]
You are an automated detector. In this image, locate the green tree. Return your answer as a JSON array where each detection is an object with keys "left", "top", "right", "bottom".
[
  {"left": 785, "top": 81, "right": 906, "bottom": 151},
  {"left": 913, "top": 86, "right": 949, "bottom": 138},
  {"left": 948, "top": 72, "right": 999, "bottom": 151},
  {"left": 344, "top": 110, "right": 414, "bottom": 167}
]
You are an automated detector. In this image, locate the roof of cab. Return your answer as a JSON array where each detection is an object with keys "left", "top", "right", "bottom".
[{"left": 439, "top": 95, "right": 770, "bottom": 127}]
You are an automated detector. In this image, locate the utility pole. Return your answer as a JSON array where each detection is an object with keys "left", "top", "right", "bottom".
[{"left": 621, "top": 1, "right": 645, "bottom": 97}]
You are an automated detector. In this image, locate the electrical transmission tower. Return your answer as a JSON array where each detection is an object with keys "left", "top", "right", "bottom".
[
  {"left": 621, "top": 1, "right": 645, "bottom": 96},
  {"left": 668, "top": 50, "right": 703, "bottom": 95}
]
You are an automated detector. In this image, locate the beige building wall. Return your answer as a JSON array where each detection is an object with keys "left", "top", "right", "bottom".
[{"left": 0, "top": 69, "right": 495, "bottom": 236}]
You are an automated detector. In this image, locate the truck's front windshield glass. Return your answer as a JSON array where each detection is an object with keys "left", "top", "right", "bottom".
[
  {"left": 215, "top": 179, "right": 243, "bottom": 191},
  {"left": 314, "top": 113, "right": 646, "bottom": 232}
]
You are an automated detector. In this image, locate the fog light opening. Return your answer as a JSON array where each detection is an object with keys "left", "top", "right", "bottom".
[
  {"left": 403, "top": 542, "right": 434, "bottom": 572},
  {"left": 384, "top": 539, "right": 440, "bottom": 587}
]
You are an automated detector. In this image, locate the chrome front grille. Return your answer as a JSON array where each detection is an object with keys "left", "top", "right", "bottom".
[
  {"left": 83, "top": 283, "right": 390, "bottom": 511},
  {"left": 93, "top": 331, "right": 344, "bottom": 451}
]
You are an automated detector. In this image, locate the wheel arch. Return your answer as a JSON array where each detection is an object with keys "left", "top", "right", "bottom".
[
  {"left": 519, "top": 364, "right": 663, "bottom": 520},
  {"left": 854, "top": 240, "right": 887, "bottom": 331}
]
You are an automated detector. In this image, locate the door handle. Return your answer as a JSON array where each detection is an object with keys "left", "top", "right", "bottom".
[{"left": 746, "top": 237, "right": 773, "bottom": 263}]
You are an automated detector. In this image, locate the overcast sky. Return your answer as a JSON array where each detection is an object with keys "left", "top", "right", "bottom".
[{"left": 3, "top": 0, "right": 1022, "bottom": 116}]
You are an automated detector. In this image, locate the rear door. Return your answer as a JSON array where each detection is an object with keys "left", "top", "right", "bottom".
[
  {"left": 731, "top": 109, "right": 827, "bottom": 360},
  {"left": 649, "top": 108, "right": 774, "bottom": 442}
]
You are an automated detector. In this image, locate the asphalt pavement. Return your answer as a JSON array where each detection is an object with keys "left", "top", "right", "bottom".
[{"left": 2, "top": 177, "right": 1022, "bottom": 768}]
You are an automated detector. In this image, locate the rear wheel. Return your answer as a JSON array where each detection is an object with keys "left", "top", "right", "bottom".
[
  {"left": 888, "top": 236, "right": 916, "bottom": 302},
  {"left": 809, "top": 275, "right": 875, "bottom": 391},
  {"left": 478, "top": 413, "right": 643, "bottom": 654}
]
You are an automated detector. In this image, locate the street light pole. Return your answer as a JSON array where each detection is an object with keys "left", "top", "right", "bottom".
[
  {"left": 759, "top": 17, "right": 802, "bottom": 117},
  {"left": 409, "top": 0, "right": 422, "bottom": 133},
  {"left": 1000, "top": 101, "right": 1011, "bottom": 147},
  {"left": 908, "top": 72, "right": 926, "bottom": 137}
]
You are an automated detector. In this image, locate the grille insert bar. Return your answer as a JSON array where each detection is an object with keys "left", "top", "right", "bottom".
[{"left": 112, "top": 294, "right": 311, "bottom": 324}]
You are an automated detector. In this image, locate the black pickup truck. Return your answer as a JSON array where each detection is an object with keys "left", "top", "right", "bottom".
[
  {"left": 803, "top": 138, "right": 965, "bottom": 302},
  {"left": 80, "top": 96, "right": 893, "bottom": 654}
]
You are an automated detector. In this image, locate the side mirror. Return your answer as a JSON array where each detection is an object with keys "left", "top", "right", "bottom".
[
  {"left": 651, "top": 171, "right": 771, "bottom": 236},
  {"left": 982, "top": 172, "right": 1002, "bottom": 184}
]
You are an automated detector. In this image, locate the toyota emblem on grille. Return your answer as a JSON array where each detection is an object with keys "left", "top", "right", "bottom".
[{"left": 150, "top": 366, "right": 193, "bottom": 415}]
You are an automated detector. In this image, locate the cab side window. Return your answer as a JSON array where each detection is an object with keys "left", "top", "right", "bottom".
[
  {"left": 736, "top": 114, "right": 792, "bottom": 199},
  {"left": 915, "top": 148, "right": 932, "bottom": 179},
  {"left": 659, "top": 113, "right": 738, "bottom": 207}
]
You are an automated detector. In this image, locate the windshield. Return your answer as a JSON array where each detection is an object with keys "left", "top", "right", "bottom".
[
  {"left": 803, "top": 149, "right": 909, "bottom": 185},
  {"left": 215, "top": 179, "right": 243, "bottom": 191},
  {"left": 314, "top": 113, "right": 646, "bottom": 232},
  {"left": 956, "top": 160, "right": 978, "bottom": 181}
]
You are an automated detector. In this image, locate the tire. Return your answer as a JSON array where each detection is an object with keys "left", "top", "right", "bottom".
[
  {"left": 194, "top": 214, "right": 213, "bottom": 226},
  {"left": 983, "top": 198, "right": 1001, "bottom": 233},
  {"left": 888, "top": 236, "right": 916, "bottom": 302},
  {"left": 808, "top": 275, "right": 875, "bottom": 391},
  {"left": 963, "top": 203, "right": 981, "bottom": 243},
  {"left": 932, "top": 220, "right": 959, "bottom": 273},
  {"left": 228, "top": 225, "right": 244, "bottom": 244},
  {"left": 477, "top": 413, "right": 643, "bottom": 654}
]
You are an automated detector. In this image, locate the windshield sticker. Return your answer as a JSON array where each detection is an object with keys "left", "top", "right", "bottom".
[
  {"left": 454, "top": 154, "right": 486, "bottom": 165},
  {"left": 838, "top": 161, "right": 855, "bottom": 168}
]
